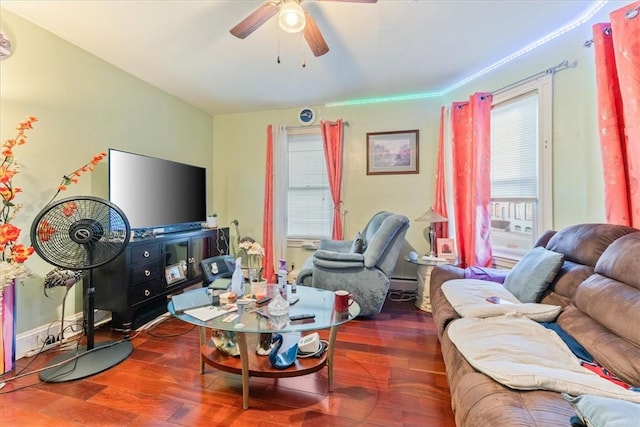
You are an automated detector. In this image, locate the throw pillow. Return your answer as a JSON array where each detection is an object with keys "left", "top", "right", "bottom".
[
  {"left": 464, "top": 266, "right": 509, "bottom": 284},
  {"left": 349, "top": 232, "right": 364, "bottom": 253},
  {"left": 441, "top": 279, "right": 562, "bottom": 322},
  {"left": 503, "top": 246, "right": 564, "bottom": 303},
  {"left": 563, "top": 393, "right": 640, "bottom": 427}
]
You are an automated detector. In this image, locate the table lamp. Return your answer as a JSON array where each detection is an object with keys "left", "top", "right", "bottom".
[{"left": 415, "top": 207, "right": 448, "bottom": 257}]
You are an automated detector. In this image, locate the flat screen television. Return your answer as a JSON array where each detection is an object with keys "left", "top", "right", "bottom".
[{"left": 108, "top": 148, "right": 207, "bottom": 234}]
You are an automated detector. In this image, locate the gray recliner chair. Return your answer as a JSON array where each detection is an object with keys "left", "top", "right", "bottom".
[{"left": 296, "top": 211, "right": 410, "bottom": 316}]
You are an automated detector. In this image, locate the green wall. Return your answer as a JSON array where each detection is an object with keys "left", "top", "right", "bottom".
[
  {"left": 212, "top": 2, "right": 615, "bottom": 270},
  {"left": 2, "top": 1, "right": 618, "bottom": 338},
  {"left": 1, "top": 10, "right": 213, "bottom": 333}
]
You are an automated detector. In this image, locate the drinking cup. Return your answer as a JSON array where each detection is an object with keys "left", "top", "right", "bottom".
[
  {"left": 251, "top": 282, "right": 268, "bottom": 300},
  {"left": 334, "top": 290, "right": 354, "bottom": 312}
]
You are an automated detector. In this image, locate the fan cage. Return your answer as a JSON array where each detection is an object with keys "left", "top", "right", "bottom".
[{"left": 30, "top": 196, "right": 131, "bottom": 270}]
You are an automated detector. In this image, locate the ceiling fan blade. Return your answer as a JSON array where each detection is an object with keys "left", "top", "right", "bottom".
[
  {"left": 303, "top": 11, "right": 329, "bottom": 57},
  {"left": 230, "top": 1, "right": 280, "bottom": 39}
]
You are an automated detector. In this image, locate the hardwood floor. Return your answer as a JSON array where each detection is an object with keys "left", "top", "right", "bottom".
[{"left": 1, "top": 297, "right": 455, "bottom": 426}]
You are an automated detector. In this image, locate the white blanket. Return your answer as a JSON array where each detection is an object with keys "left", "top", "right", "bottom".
[
  {"left": 447, "top": 316, "right": 640, "bottom": 403},
  {"left": 442, "top": 279, "right": 561, "bottom": 322}
]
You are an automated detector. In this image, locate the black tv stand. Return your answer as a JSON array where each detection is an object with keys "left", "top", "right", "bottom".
[{"left": 92, "top": 227, "right": 229, "bottom": 334}]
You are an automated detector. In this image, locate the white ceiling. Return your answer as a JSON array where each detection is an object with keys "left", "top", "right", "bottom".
[{"left": 2, "top": 0, "right": 609, "bottom": 115}]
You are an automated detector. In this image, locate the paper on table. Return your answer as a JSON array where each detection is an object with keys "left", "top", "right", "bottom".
[{"left": 185, "top": 304, "right": 237, "bottom": 322}]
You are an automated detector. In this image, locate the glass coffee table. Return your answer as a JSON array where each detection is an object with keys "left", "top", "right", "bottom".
[{"left": 168, "top": 284, "right": 360, "bottom": 409}]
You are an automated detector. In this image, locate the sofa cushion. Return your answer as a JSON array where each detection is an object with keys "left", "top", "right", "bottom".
[
  {"left": 442, "top": 279, "right": 561, "bottom": 322},
  {"left": 563, "top": 393, "right": 640, "bottom": 427},
  {"left": 545, "top": 223, "right": 637, "bottom": 267},
  {"left": 503, "top": 247, "right": 564, "bottom": 303},
  {"left": 447, "top": 316, "right": 640, "bottom": 403}
]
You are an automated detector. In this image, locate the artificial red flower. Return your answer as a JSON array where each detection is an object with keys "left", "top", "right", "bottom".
[
  {"left": 11, "top": 244, "right": 35, "bottom": 263},
  {"left": 0, "top": 223, "right": 20, "bottom": 244}
]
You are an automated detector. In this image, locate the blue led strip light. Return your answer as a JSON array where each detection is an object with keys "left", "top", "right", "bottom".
[{"left": 325, "top": 1, "right": 608, "bottom": 108}]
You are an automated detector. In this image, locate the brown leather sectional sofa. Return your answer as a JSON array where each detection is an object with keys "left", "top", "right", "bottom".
[{"left": 429, "top": 223, "right": 640, "bottom": 426}]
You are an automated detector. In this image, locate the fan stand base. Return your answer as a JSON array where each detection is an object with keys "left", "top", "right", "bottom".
[{"left": 39, "top": 340, "right": 133, "bottom": 383}]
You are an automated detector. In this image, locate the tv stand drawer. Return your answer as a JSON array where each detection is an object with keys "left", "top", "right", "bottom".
[
  {"left": 130, "top": 280, "right": 164, "bottom": 306},
  {"left": 130, "top": 242, "right": 161, "bottom": 265},
  {"left": 131, "top": 261, "right": 161, "bottom": 285}
]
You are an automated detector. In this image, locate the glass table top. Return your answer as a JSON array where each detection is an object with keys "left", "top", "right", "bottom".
[{"left": 168, "top": 284, "right": 360, "bottom": 333}]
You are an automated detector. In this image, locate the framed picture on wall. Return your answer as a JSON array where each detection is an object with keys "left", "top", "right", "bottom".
[
  {"left": 366, "top": 130, "right": 419, "bottom": 175},
  {"left": 437, "top": 238, "right": 455, "bottom": 261}
]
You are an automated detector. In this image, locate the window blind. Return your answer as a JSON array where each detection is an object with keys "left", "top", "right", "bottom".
[
  {"left": 287, "top": 131, "right": 332, "bottom": 238},
  {"left": 491, "top": 93, "right": 538, "bottom": 199}
]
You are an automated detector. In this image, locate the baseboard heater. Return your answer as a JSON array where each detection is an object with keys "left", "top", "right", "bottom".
[{"left": 389, "top": 277, "right": 418, "bottom": 292}]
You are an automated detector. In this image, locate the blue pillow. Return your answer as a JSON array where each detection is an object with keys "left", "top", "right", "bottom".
[
  {"left": 563, "top": 393, "right": 640, "bottom": 427},
  {"left": 503, "top": 246, "right": 564, "bottom": 303}
]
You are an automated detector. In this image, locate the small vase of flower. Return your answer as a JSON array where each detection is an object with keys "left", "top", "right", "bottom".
[
  {"left": 206, "top": 212, "right": 218, "bottom": 228},
  {"left": 238, "top": 237, "right": 264, "bottom": 283}
]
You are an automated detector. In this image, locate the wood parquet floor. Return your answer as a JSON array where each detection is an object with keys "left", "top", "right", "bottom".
[{"left": 1, "top": 297, "right": 455, "bottom": 426}]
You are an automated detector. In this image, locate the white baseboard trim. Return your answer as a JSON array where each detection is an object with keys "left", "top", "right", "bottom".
[
  {"left": 390, "top": 277, "right": 418, "bottom": 292},
  {"left": 16, "top": 310, "right": 112, "bottom": 360}
]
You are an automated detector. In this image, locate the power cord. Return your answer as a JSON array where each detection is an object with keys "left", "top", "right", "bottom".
[
  {"left": 387, "top": 289, "right": 417, "bottom": 302},
  {"left": 0, "top": 338, "right": 129, "bottom": 393}
]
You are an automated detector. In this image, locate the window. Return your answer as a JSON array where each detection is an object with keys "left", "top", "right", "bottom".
[
  {"left": 287, "top": 128, "right": 333, "bottom": 239},
  {"left": 490, "top": 74, "right": 553, "bottom": 257}
]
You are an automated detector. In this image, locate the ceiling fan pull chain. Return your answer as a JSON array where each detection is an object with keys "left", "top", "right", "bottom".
[
  {"left": 301, "top": 31, "right": 306, "bottom": 68},
  {"left": 277, "top": 26, "right": 281, "bottom": 64}
]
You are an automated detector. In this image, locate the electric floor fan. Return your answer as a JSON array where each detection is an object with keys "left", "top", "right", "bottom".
[{"left": 30, "top": 196, "right": 131, "bottom": 382}]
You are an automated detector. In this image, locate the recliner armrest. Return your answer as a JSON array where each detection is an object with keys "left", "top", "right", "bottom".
[
  {"left": 317, "top": 239, "right": 353, "bottom": 253},
  {"left": 313, "top": 249, "right": 365, "bottom": 269}
]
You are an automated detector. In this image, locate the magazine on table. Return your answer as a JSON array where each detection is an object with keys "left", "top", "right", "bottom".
[{"left": 184, "top": 304, "right": 237, "bottom": 322}]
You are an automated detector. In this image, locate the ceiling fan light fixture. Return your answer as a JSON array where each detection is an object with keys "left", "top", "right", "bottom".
[{"left": 279, "top": 1, "right": 306, "bottom": 33}]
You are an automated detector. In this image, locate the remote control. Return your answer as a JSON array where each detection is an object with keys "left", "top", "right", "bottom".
[
  {"left": 288, "top": 296, "right": 300, "bottom": 305},
  {"left": 289, "top": 313, "right": 315, "bottom": 321}
]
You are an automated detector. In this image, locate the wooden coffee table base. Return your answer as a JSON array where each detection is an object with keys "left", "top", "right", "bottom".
[{"left": 198, "top": 326, "right": 339, "bottom": 409}]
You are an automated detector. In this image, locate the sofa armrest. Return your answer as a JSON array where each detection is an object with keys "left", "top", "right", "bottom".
[
  {"left": 317, "top": 239, "right": 353, "bottom": 253},
  {"left": 430, "top": 264, "right": 466, "bottom": 340},
  {"left": 431, "top": 264, "right": 465, "bottom": 289}
]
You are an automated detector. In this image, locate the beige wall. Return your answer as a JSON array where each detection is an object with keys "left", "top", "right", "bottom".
[
  {"left": 442, "top": 5, "right": 608, "bottom": 229},
  {"left": 212, "top": 100, "right": 442, "bottom": 273},
  {"left": 212, "top": 2, "right": 613, "bottom": 271},
  {"left": 1, "top": 10, "right": 214, "bottom": 333},
  {"left": 2, "top": 1, "right": 617, "bottom": 336}
]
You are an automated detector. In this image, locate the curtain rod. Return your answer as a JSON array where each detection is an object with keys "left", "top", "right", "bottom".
[
  {"left": 491, "top": 59, "right": 576, "bottom": 96},
  {"left": 286, "top": 121, "right": 350, "bottom": 130},
  {"left": 584, "top": 25, "right": 611, "bottom": 47},
  {"left": 586, "top": 4, "right": 640, "bottom": 46}
]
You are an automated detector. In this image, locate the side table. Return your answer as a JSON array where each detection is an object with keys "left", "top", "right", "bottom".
[{"left": 404, "top": 255, "right": 448, "bottom": 312}]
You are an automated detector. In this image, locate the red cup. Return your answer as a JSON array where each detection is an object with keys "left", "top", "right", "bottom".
[{"left": 334, "top": 290, "right": 354, "bottom": 312}]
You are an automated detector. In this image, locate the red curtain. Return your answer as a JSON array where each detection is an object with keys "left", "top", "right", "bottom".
[
  {"left": 262, "top": 125, "right": 276, "bottom": 283},
  {"left": 434, "top": 106, "right": 449, "bottom": 239},
  {"left": 320, "top": 119, "right": 344, "bottom": 240},
  {"left": 594, "top": 1, "right": 640, "bottom": 228},
  {"left": 451, "top": 93, "right": 493, "bottom": 267}
]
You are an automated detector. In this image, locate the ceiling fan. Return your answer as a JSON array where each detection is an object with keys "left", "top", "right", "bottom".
[{"left": 230, "top": 0, "right": 377, "bottom": 57}]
